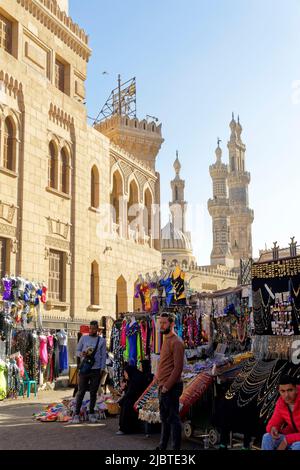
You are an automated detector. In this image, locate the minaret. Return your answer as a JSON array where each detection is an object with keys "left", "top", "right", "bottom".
[
  {"left": 208, "top": 140, "right": 233, "bottom": 267},
  {"left": 161, "top": 152, "right": 195, "bottom": 266},
  {"left": 227, "top": 114, "right": 254, "bottom": 269},
  {"left": 170, "top": 151, "right": 187, "bottom": 233}
]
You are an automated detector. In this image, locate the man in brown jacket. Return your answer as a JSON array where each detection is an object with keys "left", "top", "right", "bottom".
[{"left": 155, "top": 312, "right": 185, "bottom": 450}]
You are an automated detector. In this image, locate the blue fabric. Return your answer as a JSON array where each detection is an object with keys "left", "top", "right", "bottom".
[
  {"left": 175, "top": 314, "right": 183, "bottom": 339},
  {"left": 261, "top": 433, "right": 300, "bottom": 450},
  {"left": 126, "top": 323, "right": 139, "bottom": 366},
  {"left": 159, "top": 278, "right": 174, "bottom": 307},
  {"left": 59, "top": 345, "right": 68, "bottom": 371}
]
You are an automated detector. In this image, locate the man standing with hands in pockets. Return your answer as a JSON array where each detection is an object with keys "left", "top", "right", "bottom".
[{"left": 155, "top": 312, "right": 185, "bottom": 451}]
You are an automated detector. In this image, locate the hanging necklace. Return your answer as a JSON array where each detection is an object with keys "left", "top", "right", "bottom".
[
  {"left": 258, "top": 360, "right": 287, "bottom": 419},
  {"left": 225, "top": 358, "right": 257, "bottom": 400},
  {"left": 237, "top": 360, "right": 277, "bottom": 408},
  {"left": 290, "top": 279, "right": 300, "bottom": 298}
]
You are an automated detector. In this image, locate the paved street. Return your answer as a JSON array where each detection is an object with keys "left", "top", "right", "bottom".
[{"left": 0, "top": 389, "right": 202, "bottom": 451}]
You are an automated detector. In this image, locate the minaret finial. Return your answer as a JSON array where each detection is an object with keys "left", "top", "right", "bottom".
[
  {"left": 174, "top": 150, "right": 181, "bottom": 177},
  {"left": 215, "top": 139, "right": 222, "bottom": 162},
  {"left": 237, "top": 115, "right": 240, "bottom": 124},
  {"left": 232, "top": 112, "right": 234, "bottom": 120}
]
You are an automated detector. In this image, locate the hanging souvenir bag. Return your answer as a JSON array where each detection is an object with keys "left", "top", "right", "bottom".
[{"left": 79, "top": 337, "right": 100, "bottom": 375}]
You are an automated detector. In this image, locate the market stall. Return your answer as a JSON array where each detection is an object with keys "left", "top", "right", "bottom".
[
  {"left": 130, "top": 283, "right": 254, "bottom": 445},
  {"left": 0, "top": 276, "right": 67, "bottom": 400},
  {"left": 212, "top": 254, "right": 300, "bottom": 448}
]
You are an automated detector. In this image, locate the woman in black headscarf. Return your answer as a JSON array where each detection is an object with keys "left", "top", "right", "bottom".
[{"left": 116, "top": 365, "right": 148, "bottom": 435}]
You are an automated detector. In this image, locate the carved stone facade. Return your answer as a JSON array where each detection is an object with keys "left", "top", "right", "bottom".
[
  {"left": 97, "top": 115, "right": 164, "bottom": 171},
  {"left": 0, "top": 0, "right": 162, "bottom": 322}
]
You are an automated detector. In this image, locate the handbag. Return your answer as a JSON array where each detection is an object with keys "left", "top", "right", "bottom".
[{"left": 79, "top": 336, "right": 100, "bottom": 375}]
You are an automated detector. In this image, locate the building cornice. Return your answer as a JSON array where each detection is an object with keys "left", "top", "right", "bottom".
[{"left": 16, "top": 0, "right": 91, "bottom": 61}]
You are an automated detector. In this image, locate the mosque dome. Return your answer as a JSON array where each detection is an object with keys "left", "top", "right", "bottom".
[{"left": 161, "top": 222, "right": 193, "bottom": 251}]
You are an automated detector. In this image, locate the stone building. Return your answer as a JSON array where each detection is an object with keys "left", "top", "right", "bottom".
[
  {"left": 0, "top": 0, "right": 163, "bottom": 333},
  {"left": 208, "top": 115, "right": 254, "bottom": 271}
]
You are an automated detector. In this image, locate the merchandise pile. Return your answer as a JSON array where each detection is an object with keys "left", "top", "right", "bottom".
[{"left": 33, "top": 394, "right": 120, "bottom": 423}]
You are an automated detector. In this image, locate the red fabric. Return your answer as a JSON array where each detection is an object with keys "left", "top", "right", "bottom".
[
  {"left": 80, "top": 325, "right": 89, "bottom": 334},
  {"left": 266, "top": 386, "right": 300, "bottom": 445},
  {"left": 179, "top": 371, "right": 213, "bottom": 418},
  {"left": 120, "top": 319, "right": 127, "bottom": 349},
  {"left": 134, "top": 371, "right": 213, "bottom": 419},
  {"left": 41, "top": 286, "right": 47, "bottom": 303}
]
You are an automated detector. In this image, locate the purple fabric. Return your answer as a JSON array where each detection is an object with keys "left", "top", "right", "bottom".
[{"left": 3, "top": 279, "right": 12, "bottom": 301}]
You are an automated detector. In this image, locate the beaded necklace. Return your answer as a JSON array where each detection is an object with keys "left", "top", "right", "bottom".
[
  {"left": 237, "top": 360, "right": 277, "bottom": 407},
  {"left": 252, "top": 289, "right": 270, "bottom": 334},
  {"left": 257, "top": 360, "right": 287, "bottom": 420},
  {"left": 290, "top": 279, "right": 300, "bottom": 298},
  {"left": 225, "top": 358, "right": 257, "bottom": 400}
]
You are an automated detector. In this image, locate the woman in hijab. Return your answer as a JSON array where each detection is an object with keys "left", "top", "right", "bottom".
[{"left": 116, "top": 365, "right": 148, "bottom": 435}]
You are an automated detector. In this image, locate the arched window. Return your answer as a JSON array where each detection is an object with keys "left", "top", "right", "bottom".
[
  {"left": 90, "top": 261, "right": 99, "bottom": 305},
  {"left": 48, "top": 141, "right": 57, "bottom": 189},
  {"left": 3, "top": 117, "right": 14, "bottom": 171},
  {"left": 128, "top": 179, "right": 139, "bottom": 230},
  {"left": 91, "top": 165, "right": 100, "bottom": 208},
  {"left": 116, "top": 275, "right": 128, "bottom": 316},
  {"left": 60, "top": 148, "right": 69, "bottom": 194},
  {"left": 110, "top": 170, "right": 123, "bottom": 226}
]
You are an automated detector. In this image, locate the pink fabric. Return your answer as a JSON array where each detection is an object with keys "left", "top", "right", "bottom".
[
  {"left": 16, "top": 354, "right": 24, "bottom": 378},
  {"left": 140, "top": 321, "right": 148, "bottom": 357},
  {"left": 120, "top": 320, "right": 127, "bottom": 349},
  {"left": 47, "top": 335, "right": 54, "bottom": 348},
  {"left": 39, "top": 335, "right": 48, "bottom": 365},
  {"left": 151, "top": 318, "right": 156, "bottom": 353}
]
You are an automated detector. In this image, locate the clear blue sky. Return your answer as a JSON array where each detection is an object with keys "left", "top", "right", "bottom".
[{"left": 70, "top": 0, "right": 300, "bottom": 264}]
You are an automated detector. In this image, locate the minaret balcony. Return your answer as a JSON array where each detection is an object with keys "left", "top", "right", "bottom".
[
  {"left": 209, "top": 164, "right": 228, "bottom": 179},
  {"left": 208, "top": 198, "right": 230, "bottom": 216}
]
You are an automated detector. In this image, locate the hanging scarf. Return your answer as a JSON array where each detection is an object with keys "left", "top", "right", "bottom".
[
  {"left": 140, "top": 321, "right": 148, "bottom": 358},
  {"left": 159, "top": 278, "right": 174, "bottom": 307},
  {"left": 120, "top": 319, "right": 127, "bottom": 349},
  {"left": 171, "top": 267, "right": 186, "bottom": 301},
  {"left": 134, "top": 284, "right": 145, "bottom": 311},
  {"left": 141, "top": 284, "right": 151, "bottom": 312}
]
